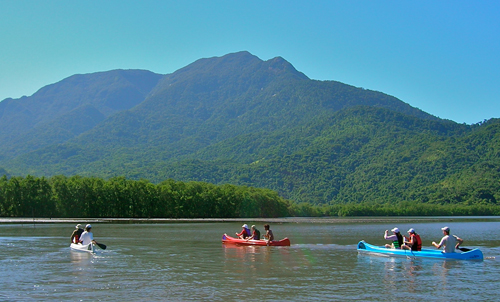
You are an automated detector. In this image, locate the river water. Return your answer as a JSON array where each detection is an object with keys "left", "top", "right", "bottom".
[{"left": 1, "top": 218, "right": 499, "bottom": 301}]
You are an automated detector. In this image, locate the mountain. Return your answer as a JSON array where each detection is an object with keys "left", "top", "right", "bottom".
[
  {"left": 0, "top": 51, "right": 498, "bottom": 206},
  {"left": 0, "top": 69, "right": 162, "bottom": 158}
]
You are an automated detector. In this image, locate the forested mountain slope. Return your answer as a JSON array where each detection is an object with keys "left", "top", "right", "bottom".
[
  {"left": 0, "top": 70, "right": 162, "bottom": 158},
  {"left": 0, "top": 51, "right": 498, "bottom": 207}
]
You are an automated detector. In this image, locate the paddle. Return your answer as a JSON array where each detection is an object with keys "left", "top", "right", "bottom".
[{"left": 95, "top": 242, "right": 107, "bottom": 250}]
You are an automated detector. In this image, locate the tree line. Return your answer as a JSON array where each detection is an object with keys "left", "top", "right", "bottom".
[
  {"left": 0, "top": 175, "right": 289, "bottom": 218},
  {"left": 1, "top": 175, "right": 499, "bottom": 218}
]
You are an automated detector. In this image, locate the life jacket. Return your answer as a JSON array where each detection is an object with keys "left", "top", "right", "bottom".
[
  {"left": 393, "top": 233, "right": 403, "bottom": 248},
  {"left": 240, "top": 228, "right": 251, "bottom": 239},
  {"left": 254, "top": 229, "right": 261, "bottom": 240},
  {"left": 71, "top": 229, "right": 84, "bottom": 243},
  {"left": 410, "top": 234, "right": 422, "bottom": 251}
]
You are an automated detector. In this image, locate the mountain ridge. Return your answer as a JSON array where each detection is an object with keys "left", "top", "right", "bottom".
[{"left": 0, "top": 51, "right": 497, "bottom": 206}]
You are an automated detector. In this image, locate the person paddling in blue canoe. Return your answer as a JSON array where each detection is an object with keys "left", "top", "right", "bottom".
[
  {"left": 432, "top": 226, "right": 463, "bottom": 253},
  {"left": 384, "top": 227, "right": 404, "bottom": 249},
  {"left": 402, "top": 228, "right": 422, "bottom": 251}
]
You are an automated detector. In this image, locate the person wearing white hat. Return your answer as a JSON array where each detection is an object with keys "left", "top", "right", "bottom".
[
  {"left": 236, "top": 224, "right": 251, "bottom": 239},
  {"left": 432, "top": 226, "right": 463, "bottom": 253},
  {"left": 70, "top": 224, "right": 84, "bottom": 243},
  {"left": 384, "top": 227, "right": 403, "bottom": 249},
  {"left": 79, "top": 224, "right": 96, "bottom": 245},
  {"left": 402, "top": 228, "right": 422, "bottom": 251}
]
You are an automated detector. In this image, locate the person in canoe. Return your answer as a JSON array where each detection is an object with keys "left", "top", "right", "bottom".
[
  {"left": 432, "top": 226, "right": 463, "bottom": 253},
  {"left": 236, "top": 224, "right": 251, "bottom": 239},
  {"left": 263, "top": 224, "right": 274, "bottom": 242},
  {"left": 384, "top": 227, "right": 403, "bottom": 249},
  {"left": 402, "top": 228, "right": 422, "bottom": 251},
  {"left": 247, "top": 225, "right": 261, "bottom": 240},
  {"left": 70, "top": 224, "right": 84, "bottom": 244},
  {"left": 79, "top": 224, "right": 97, "bottom": 245}
]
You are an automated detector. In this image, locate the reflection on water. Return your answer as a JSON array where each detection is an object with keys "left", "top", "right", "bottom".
[
  {"left": 69, "top": 250, "right": 93, "bottom": 262},
  {"left": 0, "top": 220, "right": 499, "bottom": 301}
]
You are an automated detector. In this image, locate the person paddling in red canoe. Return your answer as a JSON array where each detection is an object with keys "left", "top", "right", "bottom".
[
  {"left": 263, "top": 224, "right": 274, "bottom": 243},
  {"left": 236, "top": 224, "right": 251, "bottom": 239},
  {"left": 246, "top": 225, "right": 261, "bottom": 241}
]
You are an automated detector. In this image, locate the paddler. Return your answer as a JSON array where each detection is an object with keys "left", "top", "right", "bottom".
[
  {"left": 79, "top": 224, "right": 97, "bottom": 245},
  {"left": 70, "top": 224, "right": 84, "bottom": 244},
  {"left": 236, "top": 224, "right": 251, "bottom": 239},
  {"left": 384, "top": 227, "right": 403, "bottom": 249},
  {"left": 432, "top": 226, "right": 463, "bottom": 253},
  {"left": 263, "top": 224, "right": 274, "bottom": 242}
]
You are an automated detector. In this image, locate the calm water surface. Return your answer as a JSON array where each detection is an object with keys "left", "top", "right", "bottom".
[{"left": 1, "top": 218, "right": 499, "bottom": 301}]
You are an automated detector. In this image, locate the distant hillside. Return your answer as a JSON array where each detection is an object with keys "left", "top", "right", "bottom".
[
  {"left": 0, "top": 69, "right": 162, "bottom": 158},
  {"left": 0, "top": 51, "right": 498, "bottom": 207}
]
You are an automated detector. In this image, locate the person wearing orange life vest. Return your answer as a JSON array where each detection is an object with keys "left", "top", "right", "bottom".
[
  {"left": 402, "top": 228, "right": 422, "bottom": 251},
  {"left": 70, "top": 224, "right": 84, "bottom": 244}
]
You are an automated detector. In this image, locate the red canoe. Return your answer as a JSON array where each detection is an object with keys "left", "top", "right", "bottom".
[{"left": 222, "top": 234, "right": 291, "bottom": 246}]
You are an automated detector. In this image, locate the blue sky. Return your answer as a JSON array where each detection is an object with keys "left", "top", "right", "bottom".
[{"left": 1, "top": 1, "right": 499, "bottom": 124}]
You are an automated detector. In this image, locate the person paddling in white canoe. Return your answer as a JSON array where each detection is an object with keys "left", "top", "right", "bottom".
[
  {"left": 70, "top": 224, "right": 84, "bottom": 244},
  {"left": 79, "top": 224, "right": 106, "bottom": 250}
]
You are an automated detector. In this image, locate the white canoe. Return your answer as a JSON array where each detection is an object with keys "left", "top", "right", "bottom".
[{"left": 70, "top": 243, "right": 94, "bottom": 253}]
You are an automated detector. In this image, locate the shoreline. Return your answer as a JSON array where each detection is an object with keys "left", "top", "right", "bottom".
[{"left": 1, "top": 216, "right": 499, "bottom": 224}]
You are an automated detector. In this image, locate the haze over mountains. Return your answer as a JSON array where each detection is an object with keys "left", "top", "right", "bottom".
[{"left": 0, "top": 51, "right": 498, "bottom": 205}]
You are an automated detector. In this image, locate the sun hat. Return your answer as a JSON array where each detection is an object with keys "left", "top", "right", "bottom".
[
  {"left": 75, "top": 224, "right": 81, "bottom": 229},
  {"left": 391, "top": 227, "right": 400, "bottom": 233},
  {"left": 441, "top": 226, "right": 450, "bottom": 232},
  {"left": 407, "top": 228, "right": 415, "bottom": 233},
  {"left": 242, "top": 224, "right": 248, "bottom": 228},
  {"left": 86, "top": 224, "right": 92, "bottom": 229}
]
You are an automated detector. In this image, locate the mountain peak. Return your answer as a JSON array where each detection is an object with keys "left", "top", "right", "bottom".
[{"left": 265, "top": 56, "right": 309, "bottom": 80}]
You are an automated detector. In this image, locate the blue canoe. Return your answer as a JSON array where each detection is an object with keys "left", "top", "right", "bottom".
[{"left": 357, "top": 241, "right": 483, "bottom": 261}]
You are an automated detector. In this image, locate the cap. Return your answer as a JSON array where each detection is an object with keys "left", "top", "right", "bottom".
[
  {"left": 75, "top": 224, "right": 81, "bottom": 229},
  {"left": 407, "top": 228, "right": 415, "bottom": 233},
  {"left": 441, "top": 226, "right": 450, "bottom": 232},
  {"left": 391, "top": 227, "right": 400, "bottom": 233},
  {"left": 86, "top": 224, "right": 92, "bottom": 229},
  {"left": 242, "top": 224, "right": 248, "bottom": 228}
]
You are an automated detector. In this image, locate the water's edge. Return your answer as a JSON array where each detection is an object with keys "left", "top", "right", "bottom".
[{"left": 1, "top": 216, "right": 499, "bottom": 224}]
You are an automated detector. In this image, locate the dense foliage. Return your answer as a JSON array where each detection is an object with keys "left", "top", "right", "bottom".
[
  {"left": 139, "top": 109, "right": 500, "bottom": 208},
  {"left": 1, "top": 175, "right": 498, "bottom": 218},
  {"left": 0, "top": 175, "right": 289, "bottom": 218}
]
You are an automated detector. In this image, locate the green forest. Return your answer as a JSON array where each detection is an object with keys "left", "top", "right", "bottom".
[{"left": 1, "top": 175, "right": 499, "bottom": 218}]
